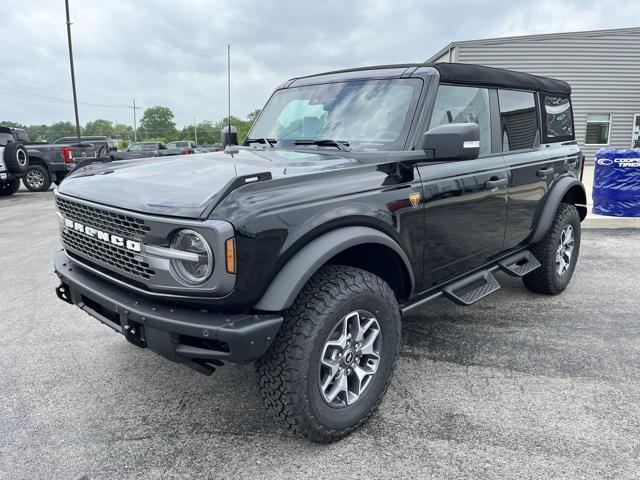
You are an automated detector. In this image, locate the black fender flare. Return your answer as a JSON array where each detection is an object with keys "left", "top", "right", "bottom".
[
  {"left": 530, "top": 176, "right": 587, "bottom": 244},
  {"left": 254, "top": 226, "right": 415, "bottom": 312}
]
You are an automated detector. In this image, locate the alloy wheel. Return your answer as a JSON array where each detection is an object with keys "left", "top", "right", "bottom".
[
  {"left": 318, "top": 310, "right": 381, "bottom": 407},
  {"left": 26, "top": 169, "right": 45, "bottom": 190},
  {"left": 555, "top": 224, "right": 575, "bottom": 275}
]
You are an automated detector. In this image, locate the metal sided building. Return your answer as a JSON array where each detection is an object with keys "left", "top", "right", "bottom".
[{"left": 428, "top": 27, "right": 640, "bottom": 162}]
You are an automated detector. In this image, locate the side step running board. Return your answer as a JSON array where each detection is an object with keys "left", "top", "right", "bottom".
[
  {"left": 400, "top": 249, "right": 540, "bottom": 313},
  {"left": 441, "top": 270, "right": 500, "bottom": 306},
  {"left": 498, "top": 250, "right": 541, "bottom": 277}
]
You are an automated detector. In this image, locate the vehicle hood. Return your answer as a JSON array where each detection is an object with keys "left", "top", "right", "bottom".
[{"left": 57, "top": 148, "right": 362, "bottom": 218}]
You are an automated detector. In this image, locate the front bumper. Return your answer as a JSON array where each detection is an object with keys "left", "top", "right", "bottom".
[{"left": 54, "top": 250, "right": 282, "bottom": 372}]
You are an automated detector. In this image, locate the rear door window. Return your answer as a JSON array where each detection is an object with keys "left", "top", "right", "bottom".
[
  {"left": 497, "top": 90, "right": 539, "bottom": 151},
  {"left": 542, "top": 95, "right": 574, "bottom": 142}
]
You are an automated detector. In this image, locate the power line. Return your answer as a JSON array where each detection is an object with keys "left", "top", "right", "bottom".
[
  {"left": 0, "top": 89, "right": 131, "bottom": 108},
  {"left": 0, "top": 72, "right": 130, "bottom": 101}
]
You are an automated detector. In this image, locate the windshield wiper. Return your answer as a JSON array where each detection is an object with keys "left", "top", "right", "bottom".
[
  {"left": 246, "top": 138, "right": 276, "bottom": 148},
  {"left": 293, "top": 139, "right": 351, "bottom": 152}
]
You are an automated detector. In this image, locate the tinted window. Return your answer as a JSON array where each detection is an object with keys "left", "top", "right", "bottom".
[
  {"left": 0, "top": 133, "right": 13, "bottom": 146},
  {"left": 498, "top": 90, "right": 539, "bottom": 151},
  {"left": 543, "top": 95, "right": 574, "bottom": 141},
  {"left": 429, "top": 85, "right": 491, "bottom": 155},
  {"left": 14, "top": 130, "right": 29, "bottom": 142}
]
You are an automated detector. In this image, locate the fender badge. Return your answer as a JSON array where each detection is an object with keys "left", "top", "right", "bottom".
[{"left": 409, "top": 192, "right": 421, "bottom": 208}]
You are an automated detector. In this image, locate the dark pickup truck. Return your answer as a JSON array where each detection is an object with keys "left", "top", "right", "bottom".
[
  {"left": 53, "top": 63, "right": 585, "bottom": 443},
  {"left": 0, "top": 127, "right": 95, "bottom": 192}
]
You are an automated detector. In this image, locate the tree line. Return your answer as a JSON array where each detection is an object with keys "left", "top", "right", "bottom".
[{"left": 1, "top": 106, "right": 260, "bottom": 148}]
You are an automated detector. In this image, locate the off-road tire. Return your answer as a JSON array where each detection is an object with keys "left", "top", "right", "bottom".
[
  {"left": 22, "top": 165, "right": 52, "bottom": 192},
  {"left": 523, "top": 203, "right": 581, "bottom": 295},
  {"left": 256, "top": 265, "right": 401, "bottom": 443},
  {"left": 0, "top": 178, "right": 20, "bottom": 196},
  {"left": 3, "top": 142, "right": 29, "bottom": 174}
]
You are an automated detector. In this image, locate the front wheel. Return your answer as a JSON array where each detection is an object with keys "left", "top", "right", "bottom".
[
  {"left": 256, "top": 265, "right": 401, "bottom": 443},
  {"left": 22, "top": 165, "right": 52, "bottom": 192},
  {"left": 523, "top": 203, "right": 581, "bottom": 295}
]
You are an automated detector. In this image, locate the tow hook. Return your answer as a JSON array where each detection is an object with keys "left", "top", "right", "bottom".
[{"left": 55, "top": 283, "right": 72, "bottom": 304}]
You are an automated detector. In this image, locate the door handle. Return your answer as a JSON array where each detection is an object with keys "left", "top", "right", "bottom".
[
  {"left": 485, "top": 177, "right": 508, "bottom": 190},
  {"left": 537, "top": 167, "right": 555, "bottom": 178}
]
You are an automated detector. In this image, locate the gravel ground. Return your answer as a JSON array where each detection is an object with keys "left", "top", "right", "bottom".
[{"left": 1, "top": 188, "right": 639, "bottom": 479}]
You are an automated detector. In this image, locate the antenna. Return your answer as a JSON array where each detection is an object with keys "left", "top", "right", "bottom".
[{"left": 227, "top": 44, "right": 231, "bottom": 138}]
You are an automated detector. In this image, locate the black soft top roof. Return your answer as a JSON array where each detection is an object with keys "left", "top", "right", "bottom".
[
  {"left": 433, "top": 63, "right": 570, "bottom": 95},
  {"left": 295, "top": 62, "right": 571, "bottom": 95}
]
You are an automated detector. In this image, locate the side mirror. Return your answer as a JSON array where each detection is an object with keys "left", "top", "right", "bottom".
[
  {"left": 222, "top": 125, "right": 238, "bottom": 148},
  {"left": 422, "top": 123, "right": 480, "bottom": 161}
]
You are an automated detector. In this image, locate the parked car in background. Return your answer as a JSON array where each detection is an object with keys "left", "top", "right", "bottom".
[
  {"left": 54, "top": 136, "right": 117, "bottom": 158},
  {"left": 0, "top": 127, "right": 29, "bottom": 196},
  {"left": 166, "top": 140, "right": 196, "bottom": 153},
  {"left": 110, "top": 141, "right": 195, "bottom": 160},
  {"left": 1, "top": 127, "right": 93, "bottom": 192},
  {"left": 195, "top": 143, "right": 222, "bottom": 153},
  {"left": 109, "top": 142, "right": 166, "bottom": 160}
]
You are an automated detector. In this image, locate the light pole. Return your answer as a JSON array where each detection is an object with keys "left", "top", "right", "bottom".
[{"left": 64, "top": 0, "right": 81, "bottom": 142}]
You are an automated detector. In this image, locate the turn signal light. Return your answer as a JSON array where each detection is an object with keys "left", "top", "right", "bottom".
[{"left": 225, "top": 238, "right": 236, "bottom": 273}]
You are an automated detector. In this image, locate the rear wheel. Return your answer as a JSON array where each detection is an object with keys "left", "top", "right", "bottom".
[
  {"left": 0, "top": 178, "right": 20, "bottom": 196},
  {"left": 22, "top": 165, "right": 52, "bottom": 192},
  {"left": 256, "top": 265, "right": 401, "bottom": 443},
  {"left": 523, "top": 203, "right": 581, "bottom": 295}
]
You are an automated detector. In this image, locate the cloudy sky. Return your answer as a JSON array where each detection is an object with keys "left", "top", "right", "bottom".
[{"left": 1, "top": 0, "right": 638, "bottom": 128}]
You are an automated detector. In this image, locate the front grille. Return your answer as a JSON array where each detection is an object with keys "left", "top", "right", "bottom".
[
  {"left": 56, "top": 196, "right": 150, "bottom": 238},
  {"left": 57, "top": 197, "right": 155, "bottom": 280}
]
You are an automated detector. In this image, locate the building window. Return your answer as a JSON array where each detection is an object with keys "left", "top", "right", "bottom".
[
  {"left": 498, "top": 90, "right": 539, "bottom": 151},
  {"left": 429, "top": 85, "right": 491, "bottom": 155},
  {"left": 585, "top": 113, "right": 611, "bottom": 145},
  {"left": 543, "top": 95, "right": 574, "bottom": 141}
]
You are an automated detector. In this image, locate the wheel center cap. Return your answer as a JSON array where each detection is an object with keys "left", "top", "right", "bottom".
[{"left": 344, "top": 350, "right": 355, "bottom": 365}]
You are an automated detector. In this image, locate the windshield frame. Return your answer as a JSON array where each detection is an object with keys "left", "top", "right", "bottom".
[{"left": 247, "top": 77, "right": 425, "bottom": 152}]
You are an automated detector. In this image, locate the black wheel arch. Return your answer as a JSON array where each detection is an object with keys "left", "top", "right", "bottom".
[
  {"left": 254, "top": 226, "right": 415, "bottom": 311},
  {"left": 530, "top": 176, "right": 587, "bottom": 244},
  {"left": 25, "top": 154, "right": 53, "bottom": 176}
]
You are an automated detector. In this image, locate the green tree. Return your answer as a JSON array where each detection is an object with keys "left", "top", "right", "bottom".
[
  {"left": 139, "top": 106, "right": 176, "bottom": 140},
  {"left": 84, "top": 119, "right": 114, "bottom": 137},
  {"left": 47, "top": 121, "right": 81, "bottom": 143},
  {"left": 247, "top": 109, "right": 261, "bottom": 123}
]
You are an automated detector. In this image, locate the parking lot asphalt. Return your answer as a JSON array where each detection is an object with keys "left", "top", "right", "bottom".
[{"left": 1, "top": 187, "right": 639, "bottom": 479}]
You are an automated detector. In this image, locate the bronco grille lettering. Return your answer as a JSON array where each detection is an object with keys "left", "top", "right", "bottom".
[{"left": 64, "top": 218, "right": 141, "bottom": 252}]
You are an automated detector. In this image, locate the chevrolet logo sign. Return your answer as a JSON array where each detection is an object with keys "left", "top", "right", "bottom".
[{"left": 63, "top": 218, "right": 142, "bottom": 252}]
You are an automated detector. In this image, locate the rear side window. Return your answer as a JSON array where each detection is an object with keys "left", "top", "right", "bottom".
[
  {"left": 429, "top": 85, "right": 492, "bottom": 155},
  {"left": 0, "top": 132, "right": 13, "bottom": 146},
  {"left": 498, "top": 90, "right": 539, "bottom": 151},
  {"left": 542, "top": 95, "right": 574, "bottom": 142},
  {"left": 14, "top": 130, "right": 29, "bottom": 142}
]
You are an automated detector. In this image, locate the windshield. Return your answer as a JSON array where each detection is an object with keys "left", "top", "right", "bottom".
[{"left": 249, "top": 78, "right": 422, "bottom": 151}]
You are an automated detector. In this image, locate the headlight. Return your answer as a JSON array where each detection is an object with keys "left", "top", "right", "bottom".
[{"left": 170, "top": 229, "right": 213, "bottom": 285}]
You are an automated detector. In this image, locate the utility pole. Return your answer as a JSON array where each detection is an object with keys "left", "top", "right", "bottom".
[
  {"left": 129, "top": 99, "right": 141, "bottom": 142},
  {"left": 64, "top": 0, "right": 81, "bottom": 142},
  {"left": 194, "top": 116, "right": 198, "bottom": 145}
]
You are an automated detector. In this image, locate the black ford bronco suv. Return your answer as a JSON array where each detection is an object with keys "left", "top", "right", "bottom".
[{"left": 54, "top": 63, "right": 585, "bottom": 442}]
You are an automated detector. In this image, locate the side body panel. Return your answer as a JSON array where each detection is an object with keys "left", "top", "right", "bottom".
[
  {"left": 418, "top": 156, "right": 508, "bottom": 287},
  {"left": 503, "top": 143, "right": 582, "bottom": 250}
]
